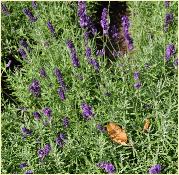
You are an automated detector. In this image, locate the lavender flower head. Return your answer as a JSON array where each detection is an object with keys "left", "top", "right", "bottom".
[
  {"left": 57, "top": 87, "right": 65, "bottom": 101},
  {"left": 164, "top": 13, "right": 174, "bottom": 32},
  {"left": 134, "top": 71, "right": 139, "bottom": 80},
  {"left": 78, "top": 1, "right": 97, "bottom": 34},
  {"left": 18, "top": 48, "right": 27, "bottom": 59},
  {"left": 96, "top": 124, "right": 106, "bottom": 132},
  {"left": 165, "top": 13, "right": 174, "bottom": 24},
  {"left": 6, "top": 60, "right": 12, "bottom": 68},
  {"left": 81, "top": 103, "right": 94, "bottom": 120},
  {"left": 56, "top": 133, "right": 66, "bottom": 147},
  {"left": 62, "top": 117, "right": 69, "bottom": 128},
  {"left": 122, "top": 16, "right": 130, "bottom": 30},
  {"left": 43, "top": 107, "right": 52, "bottom": 118},
  {"left": 77, "top": 1, "right": 86, "bottom": 17},
  {"left": 38, "top": 149, "right": 45, "bottom": 160},
  {"left": 148, "top": 164, "right": 162, "bottom": 174},
  {"left": 47, "top": 21, "right": 55, "bottom": 35},
  {"left": 78, "top": 1, "right": 88, "bottom": 28},
  {"left": 165, "top": 44, "right": 175, "bottom": 61},
  {"left": 54, "top": 68, "right": 66, "bottom": 90},
  {"left": 23, "top": 8, "right": 37, "bottom": 22},
  {"left": 44, "top": 144, "right": 51, "bottom": 156},
  {"left": 39, "top": 68, "right": 47, "bottom": 78},
  {"left": 66, "top": 40, "right": 80, "bottom": 67},
  {"left": 89, "top": 59, "right": 100, "bottom": 72},
  {"left": 29, "top": 80, "right": 41, "bottom": 97},
  {"left": 96, "top": 49, "right": 105, "bottom": 56},
  {"left": 134, "top": 82, "right": 142, "bottom": 89},
  {"left": 110, "top": 25, "right": 119, "bottom": 41},
  {"left": 32, "top": 1, "right": 37, "bottom": 9},
  {"left": 66, "top": 39, "right": 75, "bottom": 49},
  {"left": 21, "top": 127, "right": 32, "bottom": 136},
  {"left": 19, "top": 163, "right": 28, "bottom": 169},
  {"left": 86, "top": 47, "right": 91, "bottom": 59},
  {"left": 25, "top": 170, "right": 33, "bottom": 174},
  {"left": 33, "top": 112, "right": 41, "bottom": 120},
  {"left": 1, "top": 3, "right": 10, "bottom": 16},
  {"left": 164, "top": 1, "right": 170, "bottom": 8},
  {"left": 121, "top": 15, "right": 134, "bottom": 51},
  {"left": 84, "top": 31, "right": 89, "bottom": 46},
  {"left": 128, "top": 42, "right": 134, "bottom": 50},
  {"left": 100, "top": 8, "right": 109, "bottom": 35},
  {"left": 97, "top": 162, "right": 115, "bottom": 174},
  {"left": 19, "top": 39, "right": 29, "bottom": 49}
]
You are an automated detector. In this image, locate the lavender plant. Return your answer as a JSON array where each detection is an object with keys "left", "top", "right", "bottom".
[{"left": 1, "top": 1, "right": 177, "bottom": 174}]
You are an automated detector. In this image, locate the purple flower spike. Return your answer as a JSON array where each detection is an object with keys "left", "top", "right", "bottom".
[
  {"left": 1, "top": 3, "right": 10, "bottom": 16},
  {"left": 66, "top": 40, "right": 75, "bottom": 49},
  {"left": 96, "top": 49, "right": 105, "bottom": 56},
  {"left": 128, "top": 42, "right": 134, "bottom": 51},
  {"left": 164, "top": 1, "right": 170, "bottom": 8},
  {"left": 96, "top": 124, "right": 106, "bottom": 132},
  {"left": 62, "top": 117, "right": 69, "bottom": 128},
  {"left": 25, "top": 170, "right": 33, "bottom": 174},
  {"left": 134, "top": 71, "right": 139, "bottom": 80},
  {"left": 97, "top": 162, "right": 115, "bottom": 174},
  {"left": 78, "top": 1, "right": 97, "bottom": 34},
  {"left": 47, "top": 21, "right": 55, "bottom": 35},
  {"left": 164, "top": 13, "right": 174, "bottom": 32},
  {"left": 89, "top": 59, "right": 100, "bottom": 72},
  {"left": 57, "top": 87, "right": 65, "bottom": 101},
  {"left": 78, "top": 1, "right": 88, "bottom": 28},
  {"left": 32, "top": 1, "right": 37, "bottom": 9},
  {"left": 84, "top": 31, "right": 90, "bottom": 46},
  {"left": 56, "top": 133, "right": 66, "bottom": 147},
  {"left": 29, "top": 80, "right": 41, "bottom": 97},
  {"left": 148, "top": 164, "right": 162, "bottom": 174},
  {"left": 134, "top": 82, "right": 142, "bottom": 89},
  {"left": 19, "top": 163, "right": 27, "bottom": 169},
  {"left": 39, "top": 68, "right": 47, "bottom": 78},
  {"left": 54, "top": 68, "right": 66, "bottom": 91},
  {"left": 43, "top": 107, "right": 52, "bottom": 119},
  {"left": 19, "top": 39, "right": 29, "bottom": 49},
  {"left": 18, "top": 48, "right": 27, "bottom": 59},
  {"left": 6, "top": 60, "right": 12, "bottom": 68},
  {"left": 121, "top": 15, "right": 134, "bottom": 51},
  {"left": 23, "top": 8, "right": 37, "bottom": 22},
  {"left": 165, "top": 44, "right": 175, "bottom": 61},
  {"left": 21, "top": 127, "right": 32, "bottom": 136},
  {"left": 86, "top": 47, "right": 91, "bottom": 59},
  {"left": 38, "top": 144, "right": 51, "bottom": 160},
  {"left": 38, "top": 149, "right": 45, "bottom": 160},
  {"left": 66, "top": 40, "right": 80, "bottom": 67},
  {"left": 110, "top": 25, "right": 119, "bottom": 41},
  {"left": 33, "top": 112, "right": 41, "bottom": 120},
  {"left": 44, "top": 144, "right": 51, "bottom": 156},
  {"left": 81, "top": 103, "right": 94, "bottom": 120},
  {"left": 100, "top": 8, "right": 109, "bottom": 35},
  {"left": 121, "top": 16, "right": 130, "bottom": 29}
]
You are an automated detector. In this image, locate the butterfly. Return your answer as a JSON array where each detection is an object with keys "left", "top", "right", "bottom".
[
  {"left": 106, "top": 122, "right": 128, "bottom": 145},
  {"left": 143, "top": 118, "right": 150, "bottom": 132}
]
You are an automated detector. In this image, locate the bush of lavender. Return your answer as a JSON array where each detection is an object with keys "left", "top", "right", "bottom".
[{"left": 1, "top": 1, "right": 178, "bottom": 174}]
